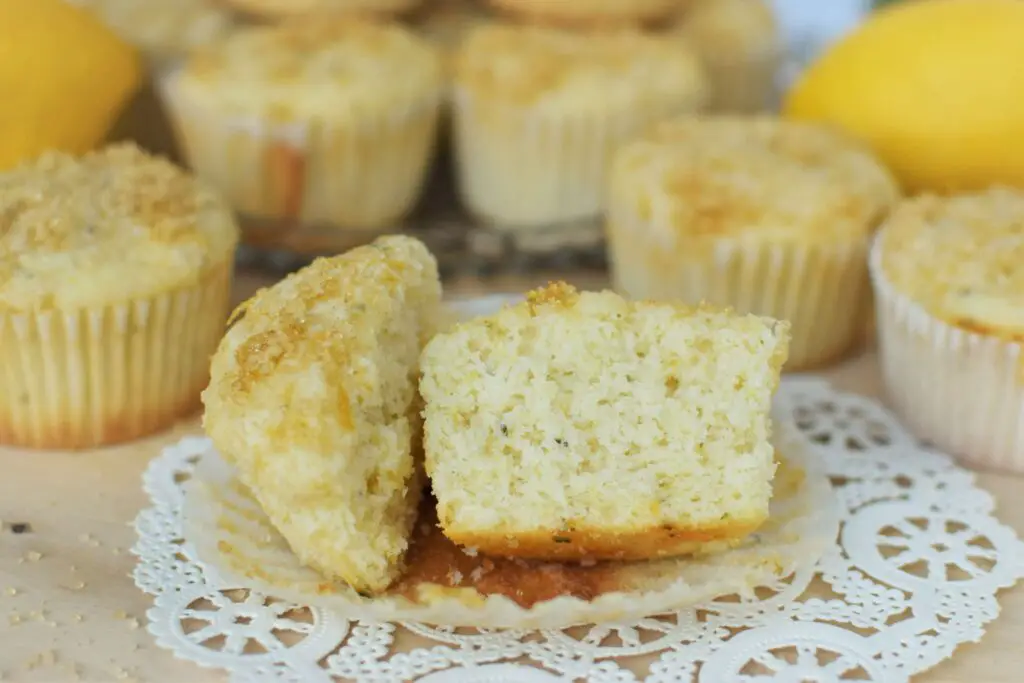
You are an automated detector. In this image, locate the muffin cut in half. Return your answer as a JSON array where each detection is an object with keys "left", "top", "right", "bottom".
[
  {"left": 420, "top": 282, "right": 790, "bottom": 561},
  {"left": 202, "top": 236, "right": 442, "bottom": 594}
]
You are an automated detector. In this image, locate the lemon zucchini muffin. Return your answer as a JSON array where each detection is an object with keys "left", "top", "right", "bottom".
[
  {"left": 420, "top": 282, "right": 790, "bottom": 561},
  {"left": 488, "top": 0, "right": 683, "bottom": 26},
  {"left": 607, "top": 116, "right": 900, "bottom": 370},
  {"left": 0, "top": 144, "right": 238, "bottom": 449},
  {"left": 161, "top": 18, "right": 443, "bottom": 238},
  {"left": 870, "top": 189, "right": 1024, "bottom": 472},
  {"left": 221, "top": 0, "right": 421, "bottom": 19},
  {"left": 670, "top": 0, "right": 781, "bottom": 113},
  {"left": 452, "top": 24, "right": 707, "bottom": 229},
  {"left": 202, "top": 236, "right": 442, "bottom": 594}
]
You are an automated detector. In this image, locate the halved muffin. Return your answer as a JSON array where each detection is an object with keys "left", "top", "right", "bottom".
[
  {"left": 202, "top": 235, "right": 441, "bottom": 594},
  {"left": 420, "top": 282, "right": 790, "bottom": 561}
]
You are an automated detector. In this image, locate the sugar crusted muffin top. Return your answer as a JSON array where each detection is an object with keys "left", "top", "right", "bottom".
[
  {"left": 175, "top": 18, "right": 443, "bottom": 121},
  {"left": 876, "top": 188, "right": 1024, "bottom": 339},
  {"left": 453, "top": 24, "right": 706, "bottom": 109},
  {"left": 0, "top": 143, "right": 238, "bottom": 311},
  {"left": 610, "top": 116, "right": 900, "bottom": 242}
]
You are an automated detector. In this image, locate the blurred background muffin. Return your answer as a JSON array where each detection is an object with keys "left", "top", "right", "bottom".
[
  {"left": 221, "top": 0, "right": 422, "bottom": 20},
  {"left": 160, "top": 17, "right": 444, "bottom": 252},
  {"left": 606, "top": 116, "right": 900, "bottom": 370},
  {"left": 669, "top": 0, "right": 781, "bottom": 113},
  {"left": 488, "top": 0, "right": 686, "bottom": 26},
  {"left": 870, "top": 188, "right": 1024, "bottom": 472},
  {"left": 451, "top": 23, "right": 707, "bottom": 230},
  {"left": 0, "top": 144, "right": 239, "bottom": 449}
]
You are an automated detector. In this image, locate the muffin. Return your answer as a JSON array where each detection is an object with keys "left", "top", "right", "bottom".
[
  {"left": 420, "top": 282, "right": 790, "bottom": 561},
  {"left": 607, "top": 116, "right": 900, "bottom": 370},
  {"left": 670, "top": 0, "right": 781, "bottom": 113},
  {"left": 0, "top": 144, "right": 239, "bottom": 449},
  {"left": 220, "top": 0, "right": 421, "bottom": 20},
  {"left": 488, "top": 0, "right": 683, "bottom": 26},
  {"left": 202, "top": 236, "right": 442, "bottom": 594},
  {"left": 160, "top": 18, "right": 444, "bottom": 240},
  {"left": 870, "top": 189, "right": 1024, "bottom": 472},
  {"left": 452, "top": 24, "right": 707, "bottom": 229}
]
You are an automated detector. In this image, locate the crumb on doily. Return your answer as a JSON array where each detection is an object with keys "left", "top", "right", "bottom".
[
  {"left": 4, "top": 587, "right": 17, "bottom": 597},
  {"left": 24, "top": 551, "right": 42, "bottom": 562}
]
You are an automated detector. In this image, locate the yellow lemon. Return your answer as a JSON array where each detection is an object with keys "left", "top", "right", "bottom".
[
  {"left": 783, "top": 0, "right": 1024, "bottom": 194},
  {"left": 0, "top": 0, "right": 142, "bottom": 170}
]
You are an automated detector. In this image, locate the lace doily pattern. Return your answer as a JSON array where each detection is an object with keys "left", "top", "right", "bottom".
[{"left": 133, "top": 377, "right": 1024, "bottom": 683}]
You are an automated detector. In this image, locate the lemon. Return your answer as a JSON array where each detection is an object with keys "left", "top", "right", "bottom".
[
  {"left": 783, "top": 0, "right": 1024, "bottom": 194},
  {"left": 0, "top": 0, "right": 142, "bottom": 170}
]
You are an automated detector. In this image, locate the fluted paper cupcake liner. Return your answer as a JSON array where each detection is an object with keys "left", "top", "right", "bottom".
[
  {"left": 0, "top": 264, "right": 233, "bottom": 449},
  {"left": 608, "top": 216, "right": 870, "bottom": 370},
  {"left": 451, "top": 86, "right": 702, "bottom": 230},
  {"left": 159, "top": 69, "right": 442, "bottom": 235},
  {"left": 869, "top": 237, "right": 1024, "bottom": 472}
]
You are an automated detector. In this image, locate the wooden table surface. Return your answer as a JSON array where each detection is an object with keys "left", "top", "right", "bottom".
[{"left": 2, "top": 269, "right": 1023, "bottom": 682}]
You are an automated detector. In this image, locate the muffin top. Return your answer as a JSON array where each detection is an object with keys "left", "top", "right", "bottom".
[
  {"left": 609, "top": 116, "right": 900, "bottom": 242},
  {"left": 75, "top": 0, "right": 236, "bottom": 62},
  {"left": 0, "top": 144, "right": 239, "bottom": 312},
  {"left": 175, "top": 18, "right": 443, "bottom": 121},
  {"left": 453, "top": 24, "right": 707, "bottom": 109},
  {"left": 876, "top": 188, "right": 1024, "bottom": 338}
]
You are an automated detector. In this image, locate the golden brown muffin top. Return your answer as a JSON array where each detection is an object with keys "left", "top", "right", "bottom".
[
  {"left": 453, "top": 23, "right": 706, "bottom": 108},
  {"left": 877, "top": 187, "right": 1024, "bottom": 339},
  {"left": 175, "top": 18, "right": 443, "bottom": 121},
  {"left": 609, "top": 116, "right": 900, "bottom": 242},
  {"left": 0, "top": 144, "right": 238, "bottom": 311}
]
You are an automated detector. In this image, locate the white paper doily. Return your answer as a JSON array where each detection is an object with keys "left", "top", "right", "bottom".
[{"left": 132, "top": 373, "right": 1024, "bottom": 683}]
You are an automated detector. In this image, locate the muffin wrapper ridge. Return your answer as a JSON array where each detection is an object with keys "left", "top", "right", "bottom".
[
  {"left": 607, "top": 212, "right": 870, "bottom": 370},
  {"left": 869, "top": 238, "right": 1024, "bottom": 473},
  {"left": 159, "top": 69, "right": 443, "bottom": 234},
  {"left": 451, "top": 85, "right": 705, "bottom": 229},
  {"left": 0, "top": 263, "right": 233, "bottom": 449}
]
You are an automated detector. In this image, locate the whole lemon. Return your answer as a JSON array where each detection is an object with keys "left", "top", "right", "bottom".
[
  {"left": 783, "top": 0, "right": 1024, "bottom": 194},
  {"left": 0, "top": 0, "right": 142, "bottom": 170}
]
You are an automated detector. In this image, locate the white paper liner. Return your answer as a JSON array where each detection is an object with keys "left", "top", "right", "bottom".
[
  {"left": 607, "top": 210, "right": 870, "bottom": 370},
  {"left": 158, "top": 68, "right": 442, "bottom": 233},
  {"left": 451, "top": 85, "right": 704, "bottom": 230},
  {"left": 0, "top": 263, "right": 232, "bottom": 448},
  {"left": 182, "top": 414, "right": 835, "bottom": 629},
  {"left": 869, "top": 235, "right": 1024, "bottom": 472}
]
